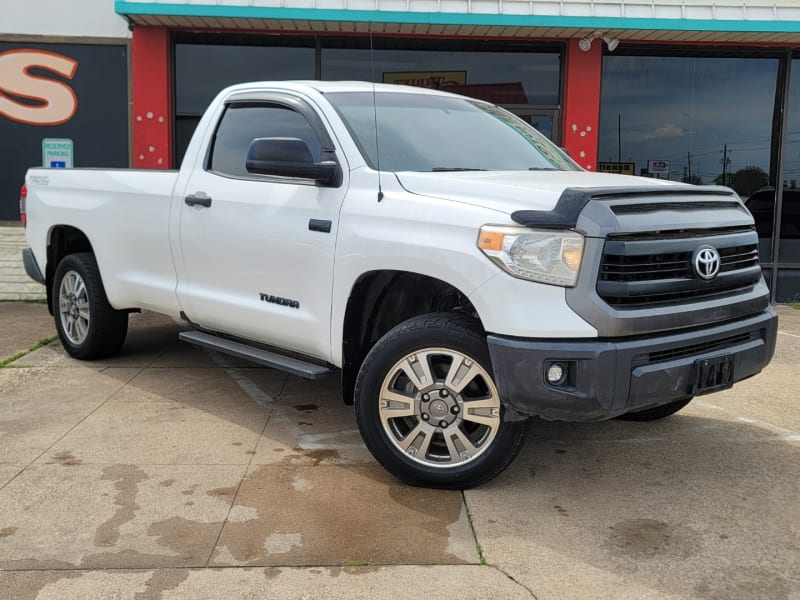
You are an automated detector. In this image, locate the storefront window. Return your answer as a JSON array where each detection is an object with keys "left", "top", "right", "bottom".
[
  {"left": 321, "top": 47, "right": 560, "bottom": 106},
  {"left": 599, "top": 53, "right": 778, "bottom": 195},
  {"left": 775, "top": 59, "right": 800, "bottom": 301},
  {"left": 321, "top": 41, "right": 562, "bottom": 141},
  {"left": 174, "top": 42, "right": 315, "bottom": 162}
]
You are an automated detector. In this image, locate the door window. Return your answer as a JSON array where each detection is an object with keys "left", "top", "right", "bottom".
[{"left": 208, "top": 103, "right": 322, "bottom": 178}]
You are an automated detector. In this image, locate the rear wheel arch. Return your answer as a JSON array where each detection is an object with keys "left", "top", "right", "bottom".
[
  {"left": 45, "top": 226, "right": 95, "bottom": 315},
  {"left": 340, "top": 270, "right": 482, "bottom": 405}
]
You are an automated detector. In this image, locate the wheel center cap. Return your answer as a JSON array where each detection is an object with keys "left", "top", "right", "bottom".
[{"left": 429, "top": 400, "right": 448, "bottom": 416}]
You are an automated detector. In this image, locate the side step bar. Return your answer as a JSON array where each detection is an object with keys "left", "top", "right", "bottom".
[{"left": 178, "top": 330, "right": 331, "bottom": 380}]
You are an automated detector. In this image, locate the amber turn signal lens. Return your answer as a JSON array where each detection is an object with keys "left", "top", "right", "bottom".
[
  {"left": 562, "top": 246, "right": 582, "bottom": 271},
  {"left": 478, "top": 232, "right": 504, "bottom": 251}
]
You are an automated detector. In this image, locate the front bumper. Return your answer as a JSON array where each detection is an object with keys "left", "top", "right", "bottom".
[{"left": 487, "top": 309, "right": 778, "bottom": 422}]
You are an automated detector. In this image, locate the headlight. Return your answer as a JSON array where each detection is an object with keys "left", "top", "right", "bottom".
[{"left": 477, "top": 225, "right": 584, "bottom": 287}]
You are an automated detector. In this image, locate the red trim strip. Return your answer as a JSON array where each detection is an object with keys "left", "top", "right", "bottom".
[
  {"left": 131, "top": 27, "right": 172, "bottom": 169},
  {"left": 562, "top": 39, "right": 602, "bottom": 172}
]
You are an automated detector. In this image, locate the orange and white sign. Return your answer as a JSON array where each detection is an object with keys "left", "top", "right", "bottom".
[
  {"left": 0, "top": 49, "right": 78, "bottom": 126},
  {"left": 383, "top": 71, "right": 466, "bottom": 89}
]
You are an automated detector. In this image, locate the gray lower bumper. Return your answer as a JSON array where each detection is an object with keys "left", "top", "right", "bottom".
[
  {"left": 22, "top": 248, "right": 45, "bottom": 284},
  {"left": 487, "top": 309, "right": 778, "bottom": 422}
]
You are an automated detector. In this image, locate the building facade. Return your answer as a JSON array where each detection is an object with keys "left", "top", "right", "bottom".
[{"left": 2, "top": 0, "right": 800, "bottom": 300}]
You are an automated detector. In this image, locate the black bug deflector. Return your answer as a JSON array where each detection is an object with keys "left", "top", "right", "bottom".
[{"left": 510, "top": 185, "right": 739, "bottom": 230}]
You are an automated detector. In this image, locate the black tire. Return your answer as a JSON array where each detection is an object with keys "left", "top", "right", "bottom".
[
  {"left": 616, "top": 397, "right": 693, "bottom": 421},
  {"left": 354, "top": 313, "right": 530, "bottom": 489},
  {"left": 53, "top": 252, "right": 128, "bottom": 360}
]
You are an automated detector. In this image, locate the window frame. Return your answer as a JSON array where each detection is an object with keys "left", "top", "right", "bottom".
[{"left": 203, "top": 93, "right": 339, "bottom": 185}]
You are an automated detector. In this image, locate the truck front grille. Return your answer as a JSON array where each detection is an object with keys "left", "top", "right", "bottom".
[{"left": 597, "top": 228, "right": 761, "bottom": 309}]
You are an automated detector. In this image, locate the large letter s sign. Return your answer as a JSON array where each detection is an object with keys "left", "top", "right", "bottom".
[{"left": 0, "top": 50, "right": 79, "bottom": 126}]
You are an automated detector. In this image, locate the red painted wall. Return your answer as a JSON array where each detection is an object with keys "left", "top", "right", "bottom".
[
  {"left": 562, "top": 38, "right": 602, "bottom": 171},
  {"left": 131, "top": 27, "right": 171, "bottom": 169}
]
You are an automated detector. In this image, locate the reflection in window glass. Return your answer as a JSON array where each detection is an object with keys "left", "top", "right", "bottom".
[
  {"left": 326, "top": 92, "right": 575, "bottom": 172},
  {"left": 321, "top": 48, "right": 560, "bottom": 106},
  {"left": 780, "top": 60, "right": 800, "bottom": 268},
  {"left": 599, "top": 55, "right": 778, "bottom": 199},
  {"left": 209, "top": 105, "right": 321, "bottom": 178},
  {"left": 175, "top": 44, "right": 314, "bottom": 115},
  {"left": 777, "top": 269, "right": 800, "bottom": 302}
]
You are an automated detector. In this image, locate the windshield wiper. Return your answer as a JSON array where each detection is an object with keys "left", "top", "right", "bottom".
[
  {"left": 431, "top": 167, "right": 488, "bottom": 172},
  {"left": 528, "top": 167, "right": 558, "bottom": 171}
]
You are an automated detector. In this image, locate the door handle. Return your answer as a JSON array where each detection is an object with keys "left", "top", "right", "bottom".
[{"left": 185, "top": 193, "right": 212, "bottom": 208}]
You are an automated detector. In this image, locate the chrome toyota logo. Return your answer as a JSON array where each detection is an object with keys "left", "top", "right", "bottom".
[{"left": 693, "top": 246, "right": 721, "bottom": 280}]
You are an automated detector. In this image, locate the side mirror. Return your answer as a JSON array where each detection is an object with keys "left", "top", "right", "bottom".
[{"left": 245, "top": 137, "right": 340, "bottom": 186}]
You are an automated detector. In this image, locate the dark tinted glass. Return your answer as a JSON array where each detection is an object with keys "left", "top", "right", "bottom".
[
  {"left": 175, "top": 44, "right": 314, "bottom": 115},
  {"left": 209, "top": 105, "right": 321, "bottom": 178},
  {"left": 779, "top": 60, "right": 800, "bottom": 266},
  {"left": 776, "top": 268, "right": 800, "bottom": 302},
  {"left": 326, "top": 92, "right": 576, "bottom": 172},
  {"left": 599, "top": 54, "right": 778, "bottom": 197},
  {"left": 321, "top": 48, "right": 560, "bottom": 105}
]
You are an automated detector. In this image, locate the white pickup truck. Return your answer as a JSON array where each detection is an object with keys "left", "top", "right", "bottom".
[{"left": 21, "top": 81, "right": 777, "bottom": 489}]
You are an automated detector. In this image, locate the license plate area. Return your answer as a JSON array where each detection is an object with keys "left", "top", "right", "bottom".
[{"left": 694, "top": 354, "right": 734, "bottom": 395}]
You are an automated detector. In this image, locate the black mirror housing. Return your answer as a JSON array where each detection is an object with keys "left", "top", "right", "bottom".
[{"left": 245, "top": 137, "right": 341, "bottom": 186}]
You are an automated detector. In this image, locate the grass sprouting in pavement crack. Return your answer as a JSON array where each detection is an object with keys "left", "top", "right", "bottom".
[
  {"left": 461, "top": 491, "right": 486, "bottom": 565},
  {"left": 0, "top": 336, "right": 57, "bottom": 368}
]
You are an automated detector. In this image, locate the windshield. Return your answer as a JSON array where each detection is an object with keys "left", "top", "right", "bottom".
[{"left": 326, "top": 91, "right": 578, "bottom": 173}]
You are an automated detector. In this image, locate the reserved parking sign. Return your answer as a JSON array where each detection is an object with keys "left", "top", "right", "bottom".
[{"left": 42, "top": 138, "right": 74, "bottom": 168}]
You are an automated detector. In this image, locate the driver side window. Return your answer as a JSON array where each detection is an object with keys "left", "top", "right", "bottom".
[{"left": 208, "top": 103, "right": 322, "bottom": 178}]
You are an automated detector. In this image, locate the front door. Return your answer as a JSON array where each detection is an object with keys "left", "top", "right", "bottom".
[{"left": 176, "top": 98, "right": 347, "bottom": 362}]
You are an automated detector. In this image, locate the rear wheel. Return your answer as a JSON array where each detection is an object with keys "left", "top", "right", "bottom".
[
  {"left": 616, "top": 397, "right": 693, "bottom": 421},
  {"left": 354, "top": 313, "right": 530, "bottom": 489},
  {"left": 53, "top": 253, "right": 128, "bottom": 360}
]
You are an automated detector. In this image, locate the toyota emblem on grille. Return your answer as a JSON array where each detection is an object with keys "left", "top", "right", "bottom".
[{"left": 693, "top": 246, "right": 721, "bottom": 280}]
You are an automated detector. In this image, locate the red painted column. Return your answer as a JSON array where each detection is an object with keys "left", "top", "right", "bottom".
[
  {"left": 131, "top": 27, "right": 171, "bottom": 169},
  {"left": 562, "top": 38, "right": 602, "bottom": 172}
]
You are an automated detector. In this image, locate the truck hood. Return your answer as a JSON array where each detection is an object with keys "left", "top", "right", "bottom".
[{"left": 394, "top": 170, "right": 685, "bottom": 215}]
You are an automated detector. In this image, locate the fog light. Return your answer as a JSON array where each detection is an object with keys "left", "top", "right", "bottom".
[{"left": 546, "top": 363, "right": 566, "bottom": 385}]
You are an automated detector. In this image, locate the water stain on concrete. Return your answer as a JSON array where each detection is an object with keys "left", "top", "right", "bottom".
[
  {"left": 0, "top": 570, "right": 83, "bottom": 600},
  {"left": 160, "top": 479, "right": 175, "bottom": 487},
  {"left": 207, "top": 486, "right": 237, "bottom": 499},
  {"left": 132, "top": 570, "right": 190, "bottom": 600},
  {"left": 293, "top": 403, "right": 319, "bottom": 412},
  {"left": 0, "top": 526, "right": 17, "bottom": 538},
  {"left": 605, "top": 518, "right": 702, "bottom": 560},
  {"left": 553, "top": 505, "right": 568, "bottom": 517},
  {"left": 695, "top": 565, "right": 792, "bottom": 600},
  {"left": 94, "top": 465, "right": 148, "bottom": 548},
  {"left": 304, "top": 449, "right": 340, "bottom": 466},
  {"left": 181, "top": 484, "right": 200, "bottom": 496},
  {"left": 209, "top": 465, "right": 468, "bottom": 567},
  {"left": 48, "top": 451, "right": 82, "bottom": 466}
]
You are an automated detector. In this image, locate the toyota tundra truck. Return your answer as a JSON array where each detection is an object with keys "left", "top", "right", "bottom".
[{"left": 20, "top": 81, "right": 777, "bottom": 489}]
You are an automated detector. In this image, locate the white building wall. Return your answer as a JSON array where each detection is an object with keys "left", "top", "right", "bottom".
[{"left": 1, "top": 0, "right": 130, "bottom": 38}]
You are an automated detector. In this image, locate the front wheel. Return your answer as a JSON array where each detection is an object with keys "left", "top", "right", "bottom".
[
  {"left": 354, "top": 313, "right": 530, "bottom": 489},
  {"left": 53, "top": 252, "right": 129, "bottom": 360}
]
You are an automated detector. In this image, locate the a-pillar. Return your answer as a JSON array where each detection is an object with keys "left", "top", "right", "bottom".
[
  {"left": 131, "top": 27, "right": 171, "bottom": 169},
  {"left": 562, "top": 38, "right": 602, "bottom": 172}
]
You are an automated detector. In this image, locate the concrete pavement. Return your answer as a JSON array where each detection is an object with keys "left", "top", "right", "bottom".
[
  {"left": 0, "top": 306, "right": 798, "bottom": 599},
  {"left": 0, "top": 225, "right": 45, "bottom": 301}
]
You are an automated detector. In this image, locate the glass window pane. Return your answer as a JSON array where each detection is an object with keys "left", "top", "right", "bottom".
[
  {"left": 780, "top": 60, "right": 800, "bottom": 265},
  {"left": 209, "top": 105, "right": 321, "bottom": 178},
  {"left": 776, "top": 268, "right": 800, "bottom": 302},
  {"left": 599, "top": 55, "right": 778, "bottom": 198},
  {"left": 175, "top": 44, "right": 314, "bottom": 115},
  {"left": 321, "top": 48, "right": 560, "bottom": 106}
]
